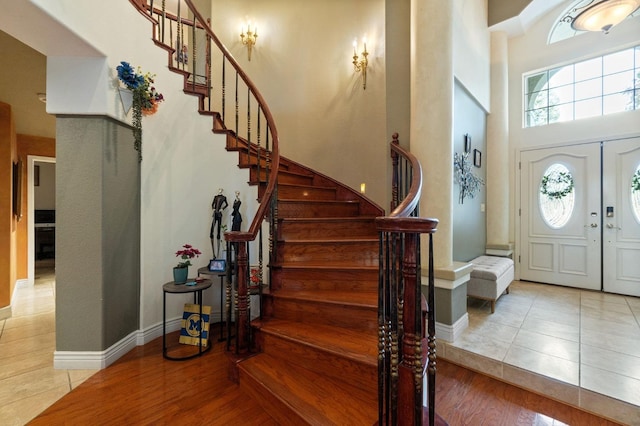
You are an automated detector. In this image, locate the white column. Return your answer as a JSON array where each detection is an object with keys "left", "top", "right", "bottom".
[
  {"left": 411, "top": 0, "right": 454, "bottom": 269},
  {"left": 486, "top": 31, "right": 511, "bottom": 253}
]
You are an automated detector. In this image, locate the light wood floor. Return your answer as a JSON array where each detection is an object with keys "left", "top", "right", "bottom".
[{"left": 30, "top": 325, "right": 619, "bottom": 426}]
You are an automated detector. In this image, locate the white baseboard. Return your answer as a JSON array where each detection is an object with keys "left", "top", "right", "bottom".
[
  {"left": 15, "top": 278, "right": 30, "bottom": 288},
  {"left": 54, "top": 317, "right": 184, "bottom": 370},
  {"left": 0, "top": 305, "right": 11, "bottom": 321},
  {"left": 435, "top": 313, "right": 469, "bottom": 343}
]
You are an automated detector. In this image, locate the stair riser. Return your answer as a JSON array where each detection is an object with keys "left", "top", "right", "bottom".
[
  {"left": 278, "top": 219, "right": 378, "bottom": 240},
  {"left": 272, "top": 268, "right": 378, "bottom": 292},
  {"left": 277, "top": 185, "right": 337, "bottom": 201},
  {"left": 277, "top": 241, "right": 378, "bottom": 265},
  {"left": 250, "top": 168, "right": 313, "bottom": 186},
  {"left": 278, "top": 173, "right": 314, "bottom": 186},
  {"left": 256, "top": 331, "right": 377, "bottom": 392},
  {"left": 277, "top": 277, "right": 376, "bottom": 292},
  {"left": 267, "top": 297, "right": 377, "bottom": 333},
  {"left": 278, "top": 201, "right": 360, "bottom": 218}
]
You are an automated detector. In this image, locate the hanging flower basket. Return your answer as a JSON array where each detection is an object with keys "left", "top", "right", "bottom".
[{"left": 116, "top": 61, "right": 164, "bottom": 162}]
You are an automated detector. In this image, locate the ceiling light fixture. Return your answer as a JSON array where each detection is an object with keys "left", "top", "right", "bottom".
[{"left": 571, "top": 0, "right": 640, "bottom": 33}]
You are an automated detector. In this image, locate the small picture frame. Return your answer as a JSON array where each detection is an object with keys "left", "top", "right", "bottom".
[
  {"left": 473, "top": 149, "right": 482, "bottom": 168},
  {"left": 209, "top": 259, "right": 226, "bottom": 272},
  {"left": 464, "top": 134, "right": 471, "bottom": 153}
]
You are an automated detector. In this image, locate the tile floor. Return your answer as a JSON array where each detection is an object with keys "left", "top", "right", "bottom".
[
  {"left": 2, "top": 265, "right": 639, "bottom": 424},
  {"left": 439, "top": 280, "right": 640, "bottom": 425},
  {"left": 0, "top": 261, "right": 97, "bottom": 425}
]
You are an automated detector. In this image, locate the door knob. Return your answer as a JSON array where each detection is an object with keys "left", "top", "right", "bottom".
[
  {"left": 590, "top": 223, "right": 598, "bottom": 228},
  {"left": 606, "top": 223, "right": 621, "bottom": 230}
]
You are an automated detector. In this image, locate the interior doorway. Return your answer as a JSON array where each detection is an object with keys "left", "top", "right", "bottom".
[
  {"left": 518, "top": 137, "right": 640, "bottom": 297},
  {"left": 28, "top": 156, "right": 56, "bottom": 285}
]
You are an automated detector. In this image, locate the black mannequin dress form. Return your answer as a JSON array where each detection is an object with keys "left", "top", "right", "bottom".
[
  {"left": 210, "top": 190, "right": 228, "bottom": 258},
  {"left": 231, "top": 198, "right": 242, "bottom": 231}
]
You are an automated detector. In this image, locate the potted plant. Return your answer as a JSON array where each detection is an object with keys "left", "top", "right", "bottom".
[
  {"left": 174, "top": 244, "right": 201, "bottom": 284},
  {"left": 116, "top": 61, "right": 164, "bottom": 162}
]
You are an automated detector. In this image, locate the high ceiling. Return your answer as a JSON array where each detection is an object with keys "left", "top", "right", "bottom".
[{"left": 0, "top": 0, "right": 576, "bottom": 139}]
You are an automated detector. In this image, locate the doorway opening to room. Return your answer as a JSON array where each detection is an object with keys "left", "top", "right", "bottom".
[
  {"left": 518, "top": 137, "right": 640, "bottom": 297},
  {"left": 29, "top": 156, "right": 56, "bottom": 284}
]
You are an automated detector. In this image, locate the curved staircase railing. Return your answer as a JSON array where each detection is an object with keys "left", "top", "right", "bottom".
[
  {"left": 377, "top": 133, "right": 440, "bottom": 425},
  {"left": 129, "top": 0, "right": 279, "bottom": 354}
]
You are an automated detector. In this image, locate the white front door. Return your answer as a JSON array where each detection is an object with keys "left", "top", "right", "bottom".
[
  {"left": 603, "top": 137, "right": 640, "bottom": 296},
  {"left": 520, "top": 143, "right": 601, "bottom": 290}
]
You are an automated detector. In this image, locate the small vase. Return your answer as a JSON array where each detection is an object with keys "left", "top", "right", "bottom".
[{"left": 173, "top": 266, "right": 188, "bottom": 284}]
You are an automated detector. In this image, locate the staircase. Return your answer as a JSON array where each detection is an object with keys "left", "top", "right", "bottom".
[
  {"left": 239, "top": 158, "right": 383, "bottom": 424},
  {"left": 131, "top": 1, "right": 439, "bottom": 424}
]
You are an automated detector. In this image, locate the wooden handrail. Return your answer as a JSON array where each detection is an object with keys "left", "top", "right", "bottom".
[
  {"left": 389, "top": 133, "right": 422, "bottom": 218},
  {"left": 130, "top": 0, "right": 280, "bottom": 245},
  {"left": 183, "top": 0, "right": 280, "bottom": 243}
]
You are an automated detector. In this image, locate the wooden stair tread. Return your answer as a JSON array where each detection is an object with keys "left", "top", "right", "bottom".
[
  {"left": 278, "top": 237, "right": 378, "bottom": 243},
  {"left": 256, "top": 319, "right": 377, "bottom": 365},
  {"left": 279, "top": 216, "right": 377, "bottom": 223},
  {"left": 273, "top": 289, "right": 377, "bottom": 308},
  {"left": 276, "top": 259, "right": 378, "bottom": 268},
  {"left": 279, "top": 198, "right": 359, "bottom": 204},
  {"left": 239, "top": 352, "right": 377, "bottom": 425},
  {"left": 278, "top": 183, "right": 335, "bottom": 191},
  {"left": 277, "top": 263, "right": 378, "bottom": 271}
]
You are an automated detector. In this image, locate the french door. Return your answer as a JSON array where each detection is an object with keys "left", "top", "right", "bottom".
[
  {"left": 519, "top": 138, "right": 640, "bottom": 296},
  {"left": 520, "top": 143, "right": 601, "bottom": 290},
  {"left": 603, "top": 137, "right": 640, "bottom": 296}
]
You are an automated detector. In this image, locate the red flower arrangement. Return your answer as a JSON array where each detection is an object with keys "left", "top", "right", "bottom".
[{"left": 175, "top": 244, "right": 201, "bottom": 268}]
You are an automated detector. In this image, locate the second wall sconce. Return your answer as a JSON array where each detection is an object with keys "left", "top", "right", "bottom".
[
  {"left": 240, "top": 21, "right": 258, "bottom": 61},
  {"left": 352, "top": 37, "right": 369, "bottom": 90}
]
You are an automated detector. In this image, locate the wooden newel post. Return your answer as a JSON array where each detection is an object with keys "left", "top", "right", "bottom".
[{"left": 397, "top": 232, "right": 423, "bottom": 425}]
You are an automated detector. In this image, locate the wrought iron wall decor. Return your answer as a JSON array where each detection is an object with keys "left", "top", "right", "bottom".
[{"left": 454, "top": 150, "right": 484, "bottom": 204}]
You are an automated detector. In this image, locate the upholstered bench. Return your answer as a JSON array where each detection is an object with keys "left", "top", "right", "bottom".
[{"left": 467, "top": 255, "right": 514, "bottom": 313}]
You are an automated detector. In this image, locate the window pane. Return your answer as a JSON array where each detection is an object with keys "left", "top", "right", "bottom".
[
  {"left": 548, "top": 66, "right": 574, "bottom": 88},
  {"left": 527, "top": 89, "right": 548, "bottom": 109},
  {"left": 575, "top": 57, "right": 601, "bottom": 81},
  {"left": 603, "top": 93, "right": 630, "bottom": 114},
  {"left": 625, "top": 88, "right": 639, "bottom": 111},
  {"left": 550, "top": 103, "right": 574, "bottom": 123},
  {"left": 575, "top": 98, "right": 602, "bottom": 119},
  {"left": 526, "top": 108, "right": 548, "bottom": 127},
  {"left": 539, "top": 164, "right": 575, "bottom": 229},
  {"left": 525, "top": 72, "right": 548, "bottom": 95},
  {"left": 632, "top": 165, "right": 640, "bottom": 224},
  {"left": 522, "top": 44, "right": 639, "bottom": 128},
  {"left": 575, "top": 78, "right": 602, "bottom": 101},
  {"left": 549, "top": 85, "right": 574, "bottom": 105},
  {"left": 603, "top": 70, "right": 634, "bottom": 95},
  {"left": 603, "top": 49, "right": 634, "bottom": 75}
]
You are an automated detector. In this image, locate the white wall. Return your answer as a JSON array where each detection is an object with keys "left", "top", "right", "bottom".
[
  {"left": 33, "top": 0, "right": 258, "bottom": 329},
  {"left": 454, "top": 0, "right": 491, "bottom": 112},
  {"left": 209, "top": 0, "right": 388, "bottom": 209}
]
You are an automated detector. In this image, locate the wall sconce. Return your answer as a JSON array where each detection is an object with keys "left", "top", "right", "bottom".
[
  {"left": 240, "top": 21, "right": 258, "bottom": 61},
  {"left": 352, "top": 37, "right": 369, "bottom": 90}
]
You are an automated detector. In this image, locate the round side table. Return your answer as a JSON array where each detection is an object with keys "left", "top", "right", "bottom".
[{"left": 162, "top": 278, "right": 212, "bottom": 360}]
